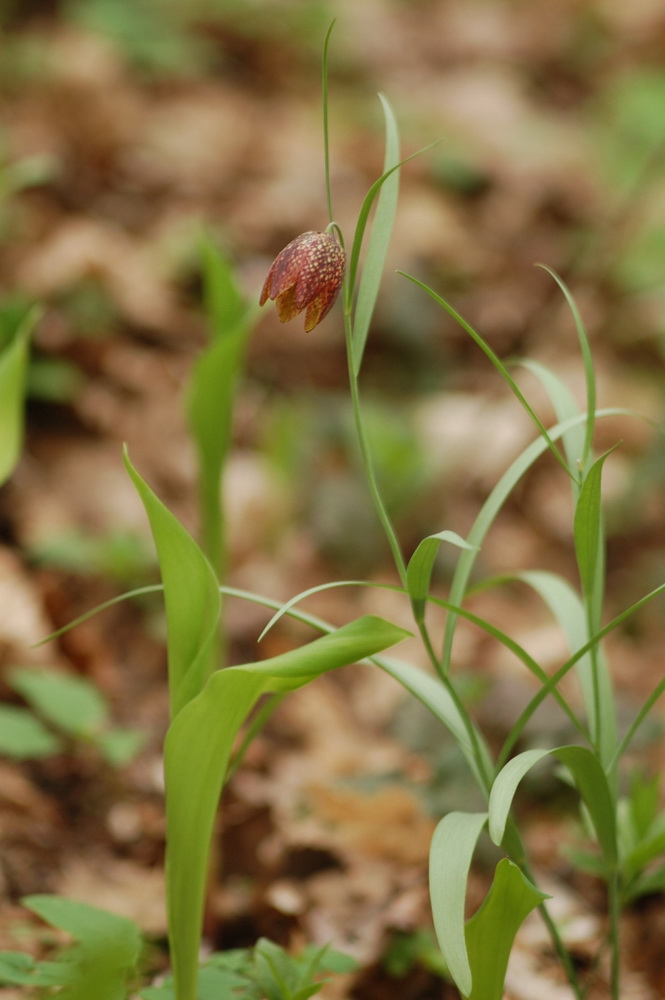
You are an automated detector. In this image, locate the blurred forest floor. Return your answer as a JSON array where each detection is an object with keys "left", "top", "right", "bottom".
[{"left": 2, "top": 1, "right": 665, "bottom": 997}]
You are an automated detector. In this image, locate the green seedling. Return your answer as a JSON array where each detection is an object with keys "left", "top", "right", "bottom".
[
  {"left": 0, "top": 666, "right": 145, "bottom": 767},
  {"left": 140, "top": 937, "right": 357, "bottom": 1000},
  {"left": 0, "top": 899, "right": 355, "bottom": 1000},
  {"left": 0, "top": 896, "right": 143, "bottom": 999}
]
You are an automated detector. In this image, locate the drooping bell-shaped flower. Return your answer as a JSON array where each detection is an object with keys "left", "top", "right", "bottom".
[{"left": 260, "top": 230, "right": 345, "bottom": 332}]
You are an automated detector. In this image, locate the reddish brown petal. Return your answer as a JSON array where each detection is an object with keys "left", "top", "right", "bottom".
[
  {"left": 274, "top": 285, "right": 300, "bottom": 324},
  {"left": 260, "top": 232, "right": 318, "bottom": 304}
]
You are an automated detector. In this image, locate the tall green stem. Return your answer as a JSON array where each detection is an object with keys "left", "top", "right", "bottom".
[
  {"left": 344, "top": 311, "right": 407, "bottom": 586},
  {"left": 608, "top": 870, "right": 621, "bottom": 1000},
  {"left": 322, "top": 21, "right": 336, "bottom": 224}
]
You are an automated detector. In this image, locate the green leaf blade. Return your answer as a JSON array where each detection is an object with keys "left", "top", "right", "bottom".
[
  {"left": 165, "top": 615, "right": 410, "bottom": 1000},
  {"left": 351, "top": 93, "right": 400, "bottom": 375},
  {"left": 489, "top": 746, "right": 617, "bottom": 867},
  {"left": 465, "top": 859, "right": 548, "bottom": 1000},
  {"left": 429, "top": 811, "right": 488, "bottom": 996},
  {"left": 0, "top": 306, "right": 35, "bottom": 486},
  {"left": 574, "top": 447, "right": 615, "bottom": 601},
  {"left": 124, "top": 448, "right": 221, "bottom": 718},
  {"left": 406, "top": 530, "right": 475, "bottom": 624}
]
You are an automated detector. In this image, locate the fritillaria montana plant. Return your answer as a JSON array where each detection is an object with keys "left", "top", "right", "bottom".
[{"left": 43, "top": 22, "right": 665, "bottom": 1000}]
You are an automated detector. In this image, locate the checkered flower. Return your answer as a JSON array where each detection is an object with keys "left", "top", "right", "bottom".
[{"left": 260, "top": 230, "right": 345, "bottom": 332}]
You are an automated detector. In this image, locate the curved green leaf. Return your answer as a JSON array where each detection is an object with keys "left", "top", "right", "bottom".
[
  {"left": 574, "top": 446, "right": 616, "bottom": 601},
  {"left": 515, "top": 570, "right": 616, "bottom": 768},
  {"left": 429, "top": 811, "right": 488, "bottom": 996},
  {"left": 378, "top": 655, "right": 493, "bottom": 792},
  {"left": 406, "top": 530, "right": 475, "bottom": 625},
  {"left": 537, "top": 265, "right": 596, "bottom": 470},
  {"left": 465, "top": 859, "right": 548, "bottom": 1000},
  {"left": 440, "top": 408, "right": 632, "bottom": 672},
  {"left": 489, "top": 746, "right": 617, "bottom": 866},
  {"left": 257, "top": 579, "right": 400, "bottom": 641},
  {"left": 350, "top": 93, "right": 400, "bottom": 374},
  {"left": 516, "top": 359, "right": 584, "bottom": 478},
  {"left": 166, "top": 614, "right": 411, "bottom": 1000},
  {"left": 124, "top": 448, "right": 220, "bottom": 718},
  {"left": 398, "top": 273, "right": 571, "bottom": 478}
]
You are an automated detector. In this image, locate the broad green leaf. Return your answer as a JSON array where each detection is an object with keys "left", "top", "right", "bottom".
[
  {"left": 24, "top": 895, "right": 142, "bottom": 955},
  {"left": 165, "top": 615, "right": 410, "bottom": 1000},
  {"left": 0, "top": 704, "right": 61, "bottom": 759},
  {"left": 465, "top": 859, "right": 548, "bottom": 1000},
  {"left": 0, "top": 306, "right": 35, "bottom": 486},
  {"left": 489, "top": 746, "right": 617, "bottom": 867},
  {"left": 9, "top": 666, "right": 107, "bottom": 739},
  {"left": 186, "top": 238, "right": 253, "bottom": 579},
  {"left": 406, "top": 530, "right": 475, "bottom": 624},
  {"left": 351, "top": 93, "right": 400, "bottom": 376},
  {"left": 429, "top": 811, "right": 488, "bottom": 996},
  {"left": 124, "top": 448, "right": 220, "bottom": 718}
]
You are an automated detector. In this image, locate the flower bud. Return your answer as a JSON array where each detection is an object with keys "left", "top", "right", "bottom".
[{"left": 260, "top": 231, "right": 345, "bottom": 332}]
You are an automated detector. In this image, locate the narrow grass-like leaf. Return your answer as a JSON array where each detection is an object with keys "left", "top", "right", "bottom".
[
  {"left": 574, "top": 446, "right": 616, "bottom": 600},
  {"left": 517, "top": 359, "right": 584, "bottom": 481},
  {"left": 258, "top": 579, "right": 401, "bottom": 642},
  {"left": 515, "top": 570, "right": 616, "bottom": 769},
  {"left": 538, "top": 265, "right": 596, "bottom": 468},
  {"left": 351, "top": 94, "right": 400, "bottom": 375},
  {"left": 34, "top": 585, "right": 164, "bottom": 647},
  {"left": 0, "top": 306, "right": 36, "bottom": 486},
  {"left": 165, "top": 615, "right": 410, "bottom": 1000},
  {"left": 429, "top": 811, "right": 488, "bottom": 996},
  {"left": 406, "top": 530, "right": 476, "bottom": 624},
  {"left": 441, "top": 409, "right": 631, "bottom": 673},
  {"left": 489, "top": 746, "right": 617, "bottom": 866},
  {"left": 124, "top": 448, "right": 220, "bottom": 717},
  {"left": 500, "top": 579, "right": 665, "bottom": 771},
  {"left": 465, "top": 859, "right": 548, "bottom": 1000},
  {"left": 378, "top": 655, "right": 494, "bottom": 792},
  {"left": 398, "top": 273, "right": 572, "bottom": 477},
  {"left": 186, "top": 237, "right": 253, "bottom": 578}
]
